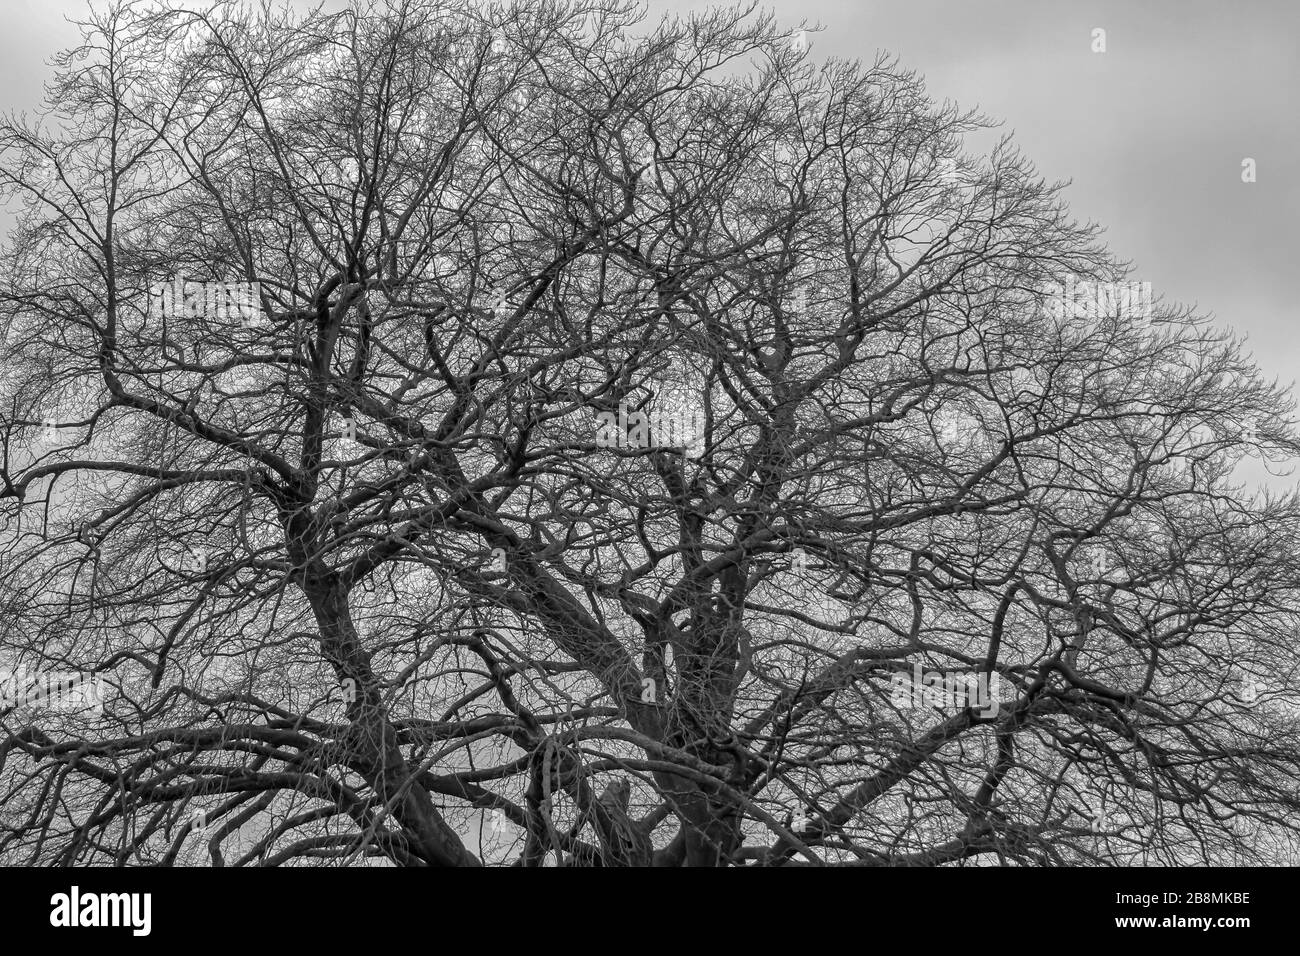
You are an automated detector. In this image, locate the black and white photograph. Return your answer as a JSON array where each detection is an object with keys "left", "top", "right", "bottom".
[{"left": 0, "top": 0, "right": 1293, "bottom": 931}]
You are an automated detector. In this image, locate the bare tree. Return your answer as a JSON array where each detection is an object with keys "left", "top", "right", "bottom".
[{"left": 0, "top": 0, "right": 1297, "bottom": 867}]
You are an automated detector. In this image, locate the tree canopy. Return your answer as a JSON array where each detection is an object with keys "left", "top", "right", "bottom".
[{"left": 0, "top": 0, "right": 1297, "bottom": 866}]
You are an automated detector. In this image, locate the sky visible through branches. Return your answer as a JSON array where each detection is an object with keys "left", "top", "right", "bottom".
[{"left": 0, "top": 0, "right": 1296, "bottom": 869}]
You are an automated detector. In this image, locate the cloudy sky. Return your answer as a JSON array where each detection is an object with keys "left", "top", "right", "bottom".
[{"left": 3, "top": 0, "right": 1296, "bottom": 482}]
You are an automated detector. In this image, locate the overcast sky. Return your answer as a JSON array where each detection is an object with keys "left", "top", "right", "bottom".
[{"left": 3, "top": 0, "right": 1296, "bottom": 483}]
